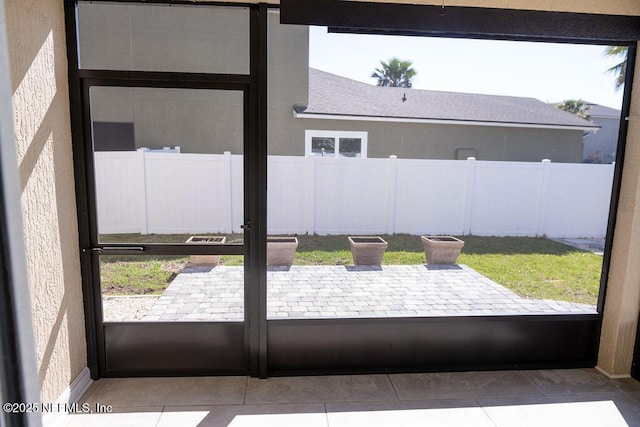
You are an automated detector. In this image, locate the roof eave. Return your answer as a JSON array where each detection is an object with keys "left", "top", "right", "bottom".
[{"left": 293, "top": 110, "right": 601, "bottom": 132}]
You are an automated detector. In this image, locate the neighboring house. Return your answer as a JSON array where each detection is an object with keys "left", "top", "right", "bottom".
[
  {"left": 89, "top": 86, "right": 245, "bottom": 154},
  {"left": 91, "top": 67, "right": 599, "bottom": 162},
  {"left": 87, "top": 11, "right": 598, "bottom": 162},
  {"left": 290, "top": 69, "right": 599, "bottom": 162},
  {"left": 582, "top": 103, "right": 621, "bottom": 163}
]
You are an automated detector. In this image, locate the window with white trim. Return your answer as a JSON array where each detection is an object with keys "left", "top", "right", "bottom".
[{"left": 305, "top": 130, "right": 368, "bottom": 158}]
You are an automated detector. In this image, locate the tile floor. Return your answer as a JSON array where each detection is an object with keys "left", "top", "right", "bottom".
[{"left": 62, "top": 368, "right": 640, "bottom": 426}]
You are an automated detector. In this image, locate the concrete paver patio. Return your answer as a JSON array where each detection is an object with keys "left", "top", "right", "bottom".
[{"left": 142, "top": 264, "right": 595, "bottom": 321}]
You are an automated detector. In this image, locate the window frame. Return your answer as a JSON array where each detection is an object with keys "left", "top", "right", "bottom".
[{"left": 304, "top": 129, "right": 368, "bottom": 158}]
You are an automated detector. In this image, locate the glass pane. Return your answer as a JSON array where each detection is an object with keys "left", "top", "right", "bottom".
[
  {"left": 267, "top": 11, "right": 617, "bottom": 319},
  {"left": 101, "top": 255, "right": 244, "bottom": 322},
  {"left": 90, "top": 86, "right": 244, "bottom": 244},
  {"left": 339, "top": 138, "right": 361, "bottom": 157},
  {"left": 77, "top": 3, "right": 249, "bottom": 74},
  {"left": 311, "top": 137, "right": 335, "bottom": 156}
]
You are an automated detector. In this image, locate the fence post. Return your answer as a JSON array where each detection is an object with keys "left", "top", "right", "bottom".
[
  {"left": 137, "top": 148, "right": 149, "bottom": 234},
  {"left": 463, "top": 157, "right": 476, "bottom": 235},
  {"left": 307, "top": 154, "right": 317, "bottom": 234},
  {"left": 536, "top": 159, "right": 552, "bottom": 237},
  {"left": 387, "top": 155, "right": 398, "bottom": 234},
  {"left": 225, "top": 151, "right": 234, "bottom": 234}
]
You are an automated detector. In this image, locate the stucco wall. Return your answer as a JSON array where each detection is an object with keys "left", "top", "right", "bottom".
[
  {"left": 4, "top": 0, "right": 86, "bottom": 403},
  {"left": 583, "top": 116, "right": 620, "bottom": 163},
  {"left": 271, "top": 117, "right": 583, "bottom": 162},
  {"left": 77, "top": 2, "right": 250, "bottom": 74},
  {"left": 268, "top": 10, "right": 310, "bottom": 156},
  {"left": 89, "top": 86, "right": 244, "bottom": 154},
  {"left": 598, "top": 44, "right": 640, "bottom": 376},
  {"left": 78, "top": 3, "right": 251, "bottom": 154}
]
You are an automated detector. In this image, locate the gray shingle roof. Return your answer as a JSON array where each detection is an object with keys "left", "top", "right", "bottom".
[
  {"left": 585, "top": 102, "right": 621, "bottom": 118},
  {"left": 298, "top": 68, "right": 599, "bottom": 130}
]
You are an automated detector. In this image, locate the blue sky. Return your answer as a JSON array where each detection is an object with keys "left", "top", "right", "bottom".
[{"left": 309, "top": 27, "right": 625, "bottom": 109}]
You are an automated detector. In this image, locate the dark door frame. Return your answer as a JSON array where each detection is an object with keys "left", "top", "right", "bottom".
[
  {"left": 280, "top": 0, "right": 640, "bottom": 44},
  {"left": 65, "top": 2, "right": 269, "bottom": 378},
  {"left": 66, "top": 0, "right": 638, "bottom": 377},
  {"left": 633, "top": 310, "right": 640, "bottom": 380},
  {"left": 80, "top": 78, "right": 254, "bottom": 377}
]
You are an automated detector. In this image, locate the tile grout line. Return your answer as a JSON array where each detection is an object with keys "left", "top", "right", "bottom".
[
  {"left": 154, "top": 406, "right": 166, "bottom": 427},
  {"left": 387, "top": 374, "right": 402, "bottom": 401},
  {"left": 520, "top": 371, "right": 548, "bottom": 397},
  {"left": 476, "top": 400, "right": 500, "bottom": 427},
  {"left": 323, "top": 402, "right": 330, "bottom": 427},
  {"left": 243, "top": 376, "right": 250, "bottom": 405},
  {"left": 79, "top": 380, "right": 102, "bottom": 404}
]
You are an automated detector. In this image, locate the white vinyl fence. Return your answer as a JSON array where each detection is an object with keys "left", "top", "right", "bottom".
[{"left": 94, "top": 150, "right": 615, "bottom": 238}]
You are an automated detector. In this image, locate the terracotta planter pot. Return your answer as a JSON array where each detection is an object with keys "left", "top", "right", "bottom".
[
  {"left": 348, "top": 236, "right": 388, "bottom": 266},
  {"left": 421, "top": 235, "right": 464, "bottom": 265},
  {"left": 267, "top": 236, "right": 298, "bottom": 266},
  {"left": 186, "top": 236, "right": 226, "bottom": 266}
]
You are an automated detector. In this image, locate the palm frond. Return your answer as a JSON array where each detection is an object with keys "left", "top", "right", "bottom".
[{"left": 604, "top": 46, "right": 628, "bottom": 90}]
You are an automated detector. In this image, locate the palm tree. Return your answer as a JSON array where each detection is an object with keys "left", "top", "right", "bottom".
[
  {"left": 604, "top": 46, "right": 628, "bottom": 90},
  {"left": 554, "top": 99, "right": 591, "bottom": 121},
  {"left": 371, "top": 57, "right": 417, "bottom": 88}
]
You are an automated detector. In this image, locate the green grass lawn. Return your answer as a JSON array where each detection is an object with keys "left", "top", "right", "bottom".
[
  {"left": 99, "top": 234, "right": 243, "bottom": 294},
  {"left": 457, "top": 237, "right": 602, "bottom": 305},
  {"left": 100, "top": 258, "right": 185, "bottom": 295},
  {"left": 99, "top": 233, "right": 603, "bottom": 305}
]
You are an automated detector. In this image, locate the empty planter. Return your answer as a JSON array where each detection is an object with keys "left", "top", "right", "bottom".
[
  {"left": 185, "top": 236, "right": 226, "bottom": 266},
  {"left": 267, "top": 236, "right": 298, "bottom": 266},
  {"left": 421, "top": 235, "right": 464, "bottom": 265},
  {"left": 348, "top": 236, "right": 388, "bottom": 266}
]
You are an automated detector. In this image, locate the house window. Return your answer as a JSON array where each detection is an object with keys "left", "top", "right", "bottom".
[{"left": 305, "top": 130, "right": 368, "bottom": 158}]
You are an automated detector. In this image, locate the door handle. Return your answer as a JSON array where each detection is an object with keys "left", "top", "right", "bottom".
[
  {"left": 101, "top": 247, "right": 147, "bottom": 252},
  {"left": 82, "top": 246, "right": 147, "bottom": 254},
  {"left": 241, "top": 221, "right": 251, "bottom": 231},
  {"left": 82, "top": 247, "right": 103, "bottom": 254}
]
